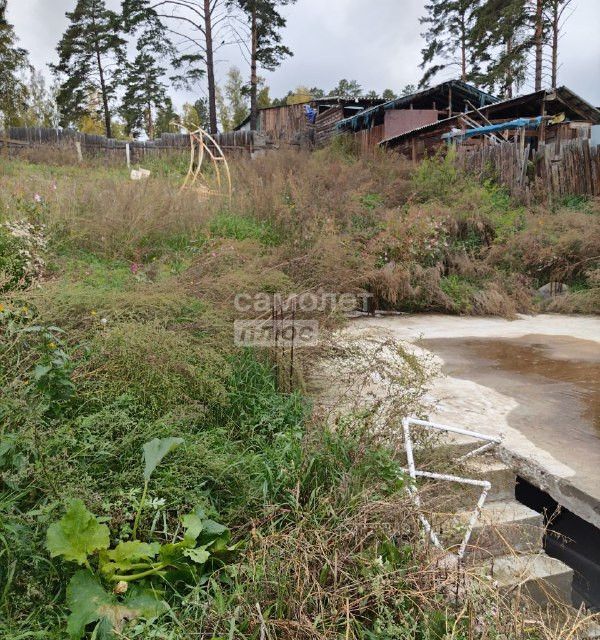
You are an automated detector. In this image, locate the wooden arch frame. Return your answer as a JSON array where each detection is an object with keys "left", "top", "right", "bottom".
[{"left": 175, "top": 122, "right": 232, "bottom": 202}]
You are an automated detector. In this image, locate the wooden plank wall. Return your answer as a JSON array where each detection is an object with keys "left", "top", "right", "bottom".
[
  {"left": 353, "top": 124, "right": 385, "bottom": 155},
  {"left": 456, "top": 138, "right": 600, "bottom": 199},
  {"left": 314, "top": 106, "right": 344, "bottom": 147},
  {"left": 258, "top": 104, "right": 310, "bottom": 143}
]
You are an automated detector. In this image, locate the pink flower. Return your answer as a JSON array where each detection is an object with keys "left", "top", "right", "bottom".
[
  {"left": 130, "top": 262, "right": 141, "bottom": 274},
  {"left": 34, "top": 194, "right": 42, "bottom": 203}
]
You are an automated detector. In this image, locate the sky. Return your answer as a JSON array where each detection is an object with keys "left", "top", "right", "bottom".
[{"left": 7, "top": 0, "right": 600, "bottom": 108}]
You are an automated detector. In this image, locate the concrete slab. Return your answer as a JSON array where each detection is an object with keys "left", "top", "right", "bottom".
[
  {"left": 341, "top": 315, "right": 600, "bottom": 529},
  {"left": 449, "top": 499, "right": 543, "bottom": 558},
  {"left": 464, "top": 458, "right": 516, "bottom": 502},
  {"left": 481, "top": 552, "right": 574, "bottom": 605}
]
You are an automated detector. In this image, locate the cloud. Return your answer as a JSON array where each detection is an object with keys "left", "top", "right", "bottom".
[{"left": 6, "top": 0, "right": 600, "bottom": 107}]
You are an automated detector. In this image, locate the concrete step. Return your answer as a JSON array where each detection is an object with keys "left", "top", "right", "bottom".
[
  {"left": 480, "top": 552, "right": 574, "bottom": 606},
  {"left": 464, "top": 458, "right": 516, "bottom": 502},
  {"left": 446, "top": 499, "right": 543, "bottom": 559}
]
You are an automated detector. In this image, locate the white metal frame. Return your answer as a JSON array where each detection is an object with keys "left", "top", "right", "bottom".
[{"left": 402, "top": 417, "right": 502, "bottom": 561}]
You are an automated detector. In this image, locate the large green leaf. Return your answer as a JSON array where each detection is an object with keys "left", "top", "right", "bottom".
[
  {"left": 106, "top": 541, "right": 160, "bottom": 564},
  {"left": 182, "top": 513, "right": 203, "bottom": 546},
  {"left": 183, "top": 546, "right": 211, "bottom": 565},
  {"left": 66, "top": 571, "right": 167, "bottom": 639},
  {"left": 99, "top": 541, "right": 160, "bottom": 578},
  {"left": 46, "top": 500, "right": 110, "bottom": 565},
  {"left": 66, "top": 571, "right": 113, "bottom": 639},
  {"left": 142, "top": 437, "right": 184, "bottom": 482}
]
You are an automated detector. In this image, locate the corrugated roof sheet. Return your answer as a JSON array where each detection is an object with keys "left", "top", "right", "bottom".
[
  {"left": 337, "top": 80, "right": 499, "bottom": 132},
  {"left": 379, "top": 86, "right": 600, "bottom": 147}
]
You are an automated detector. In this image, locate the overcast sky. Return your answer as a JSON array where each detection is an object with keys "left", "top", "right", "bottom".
[{"left": 7, "top": 0, "right": 600, "bottom": 107}]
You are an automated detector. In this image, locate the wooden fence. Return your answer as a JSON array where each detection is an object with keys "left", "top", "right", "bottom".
[
  {"left": 0, "top": 127, "right": 264, "bottom": 164},
  {"left": 455, "top": 138, "right": 600, "bottom": 199}
]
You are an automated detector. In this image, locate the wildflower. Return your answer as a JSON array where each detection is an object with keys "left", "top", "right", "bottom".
[
  {"left": 48, "top": 342, "right": 57, "bottom": 350},
  {"left": 91, "top": 310, "right": 97, "bottom": 316},
  {"left": 130, "top": 262, "right": 141, "bottom": 275},
  {"left": 0, "top": 303, "right": 5, "bottom": 313},
  {"left": 34, "top": 193, "right": 42, "bottom": 203},
  {"left": 100, "top": 318, "right": 108, "bottom": 326},
  {"left": 21, "top": 306, "right": 28, "bottom": 314}
]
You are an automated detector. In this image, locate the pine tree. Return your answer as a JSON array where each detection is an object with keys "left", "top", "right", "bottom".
[
  {"left": 0, "top": 0, "right": 30, "bottom": 127},
  {"left": 382, "top": 89, "right": 398, "bottom": 101},
  {"left": 237, "top": 0, "right": 295, "bottom": 130},
  {"left": 154, "top": 97, "right": 179, "bottom": 136},
  {"left": 53, "top": 0, "right": 126, "bottom": 138},
  {"left": 120, "top": 7, "right": 173, "bottom": 138},
  {"left": 419, "top": 0, "right": 482, "bottom": 87},
  {"left": 472, "top": 0, "right": 573, "bottom": 95},
  {"left": 471, "top": 0, "right": 530, "bottom": 97},
  {"left": 126, "top": 0, "right": 233, "bottom": 134},
  {"left": 546, "top": 0, "right": 574, "bottom": 87}
]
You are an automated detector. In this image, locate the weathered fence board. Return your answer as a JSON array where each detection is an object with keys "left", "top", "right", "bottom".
[
  {"left": 0, "top": 127, "right": 262, "bottom": 162},
  {"left": 456, "top": 138, "right": 600, "bottom": 199}
]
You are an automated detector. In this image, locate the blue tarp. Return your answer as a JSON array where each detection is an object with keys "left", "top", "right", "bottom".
[
  {"left": 304, "top": 104, "right": 317, "bottom": 125},
  {"left": 442, "top": 116, "right": 544, "bottom": 140}
]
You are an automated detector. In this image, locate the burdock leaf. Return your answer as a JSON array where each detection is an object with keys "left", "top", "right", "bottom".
[
  {"left": 46, "top": 500, "right": 110, "bottom": 565},
  {"left": 107, "top": 541, "right": 160, "bottom": 564},
  {"left": 99, "top": 541, "right": 161, "bottom": 576},
  {"left": 182, "top": 513, "right": 203, "bottom": 546},
  {"left": 142, "top": 437, "right": 184, "bottom": 481},
  {"left": 65, "top": 571, "right": 113, "bottom": 639},
  {"left": 183, "top": 545, "right": 211, "bottom": 565},
  {"left": 66, "top": 571, "right": 167, "bottom": 639}
]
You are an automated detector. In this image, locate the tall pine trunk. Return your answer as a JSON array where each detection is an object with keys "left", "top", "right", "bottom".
[
  {"left": 460, "top": 13, "right": 467, "bottom": 82},
  {"left": 249, "top": 2, "right": 258, "bottom": 130},
  {"left": 551, "top": 2, "right": 559, "bottom": 87},
  {"left": 91, "top": 8, "right": 112, "bottom": 139},
  {"left": 204, "top": 0, "right": 218, "bottom": 134},
  {"left": 96, "top": 46, "right": 112, "bottom": 138},
  {"left": 505, "top": 36, "right": 513, "bottom": 98},
  {"left": 534, "top": 0, "right": 544, "bottom": 91}
]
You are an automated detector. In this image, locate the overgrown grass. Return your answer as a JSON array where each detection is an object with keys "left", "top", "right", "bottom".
[{"left": 0, "top": 148, "right": 598, "bottom": 638}]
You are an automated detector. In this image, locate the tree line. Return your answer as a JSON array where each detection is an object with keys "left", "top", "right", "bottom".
[
  {"left": 1, "top": 0, "right": 298, "bottom": 138},
  {"left": 420, "top": 0, "right": 575, "bottom": 97},
  {"left": 1, "top": 0, "right": 579, "bottom": 140}
]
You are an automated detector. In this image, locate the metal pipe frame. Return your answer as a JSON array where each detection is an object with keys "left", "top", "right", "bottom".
[{"left": 402, "top": 417, "right": 502, "bottom": 561}]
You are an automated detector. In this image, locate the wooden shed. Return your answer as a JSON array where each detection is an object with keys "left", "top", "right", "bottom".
[{"left": 379, "top": 86, "right": 600, "bottom": 160}]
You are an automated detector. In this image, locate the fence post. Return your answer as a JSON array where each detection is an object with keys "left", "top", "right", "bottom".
[
  {"left": 125, "top": 143, "right": 131, "bottom": 169},
  {"left": 75, "top": 140, "right": 83, "bottom": 163}
]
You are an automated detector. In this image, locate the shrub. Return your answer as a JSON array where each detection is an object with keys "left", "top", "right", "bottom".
[
  {"left": 79, "top": 321, "right": 230, "bottom": 415},
  {"left": 0, "top": 220, "right": 47, "bottom": 290}
]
